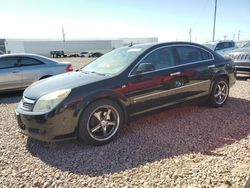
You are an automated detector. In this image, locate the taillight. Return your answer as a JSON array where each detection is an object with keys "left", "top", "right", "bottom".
[{"left": 66, "top": 64, "right": 73, "bottom": 72}]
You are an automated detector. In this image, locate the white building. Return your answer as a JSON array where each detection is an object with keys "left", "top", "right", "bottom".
[{"left": 3, "top": 38, "right": 158, "bottom": 56}]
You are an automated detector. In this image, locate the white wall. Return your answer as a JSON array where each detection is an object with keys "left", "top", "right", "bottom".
[
  {"left": 5, "top": 40, "right": 25, "bottom": 53},
  {"left": 122, "top": 38, "right": 158, "bottom": 46},
  {"left": 5, "top": 38, "right": 158, "bottom": 56}
]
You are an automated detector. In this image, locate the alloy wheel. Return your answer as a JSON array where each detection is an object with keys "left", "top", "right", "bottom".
[
  {"left": 214, "top": 81, "right": 228, "bottom": 105},
  {"left": 87, "top": 105, "right": 120, "bottom": 141}
]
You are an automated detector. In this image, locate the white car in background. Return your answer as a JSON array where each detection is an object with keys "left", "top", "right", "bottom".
[{"left": 203, "top": 40, "right": 237, "bottom": 56}]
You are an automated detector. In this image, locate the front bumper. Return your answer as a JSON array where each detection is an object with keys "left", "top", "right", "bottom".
[
  {"left": 236, "top": 66, "right": 250, "bottom": 75},
  {"left": 15, "top": 106, "right": 78, "bottom": 142}
]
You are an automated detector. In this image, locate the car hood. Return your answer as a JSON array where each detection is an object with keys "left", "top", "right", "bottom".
[
  {"left": 230, "top": 47, "right": 250, "bottom": 54},
  {"left": 24, "top": 71, "right": 110, "bottom": 99}
]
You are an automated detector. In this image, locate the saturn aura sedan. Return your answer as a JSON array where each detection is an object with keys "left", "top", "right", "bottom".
[
  {"left": 0, "top": 54, "right": 73, "bottom": 93},
  {"left": 15, "top": 42, "right": 236, "bottom": 145}
]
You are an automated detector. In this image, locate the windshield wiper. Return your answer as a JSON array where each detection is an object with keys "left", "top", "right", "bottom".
[
  {"left": 90, "top": 71, "right": 109, "bottom": 76},
  {"left": 81, "top": 70, "right": 90, "bottom": 74}
]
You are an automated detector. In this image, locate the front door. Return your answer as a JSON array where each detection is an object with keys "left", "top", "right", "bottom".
[{"left": 0, "top": 57, "right": 22, "bottom": 91}]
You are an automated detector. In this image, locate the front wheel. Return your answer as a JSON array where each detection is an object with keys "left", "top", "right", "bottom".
[
  {"left": 78, "top": 99, "right": 124, "bottom": 145},
  {"left": 208, "top": 77, "right": 229, "bottom": 107}
]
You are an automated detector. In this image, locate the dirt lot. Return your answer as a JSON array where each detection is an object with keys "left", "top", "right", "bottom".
[
  {"left": 0, "top": 58, "right": 250, "bottom": 187},
  {"left": 57, "top": 57, "right": 95, "bottom": 70}
]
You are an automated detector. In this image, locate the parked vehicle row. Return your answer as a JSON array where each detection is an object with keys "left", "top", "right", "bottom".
[
  {"left": 15, "top": 42, "right": 236, "bottom": 145},
  {"left": 50, "top": 50, "right": 104, "bottom": 58},
  {"left": 0, "top": 54, "right": 73, "bottom": 92}
]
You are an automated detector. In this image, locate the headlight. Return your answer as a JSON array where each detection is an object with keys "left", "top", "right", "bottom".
[{"left": 33, "top": 89, "right": 71, "bottom": 113}]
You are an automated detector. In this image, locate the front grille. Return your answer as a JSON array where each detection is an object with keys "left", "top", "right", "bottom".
[
  {"left": 20, "top": 97, "right": 36, "bottom": 111},
  {"left": 231, "top": 53, "right": 250, "bottom": 61}
]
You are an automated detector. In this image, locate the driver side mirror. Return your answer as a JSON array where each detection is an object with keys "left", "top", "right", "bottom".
[{"left": 136, "top": 63, "right": 155, "bottom": 74}]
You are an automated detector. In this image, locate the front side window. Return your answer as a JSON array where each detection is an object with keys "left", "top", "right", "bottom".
[
  {"left": 0, "top": 57, "right": 18, "bottom": 69},
  {"left": 215, "top": 43, "right": 225, "bottom": 50},
  {"left": 20, "top": 57, "right": 43, "bottom": 66},
  {"left": 133, "top": 47, "right": 175, "bottom": 74},
  {"left": 176, "top": 46, "right": 212, "bottom": 64}
]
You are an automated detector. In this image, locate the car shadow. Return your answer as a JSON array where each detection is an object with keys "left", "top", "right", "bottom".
[
  {"left": 0, "top": 91, "right": 23, "bottom": 104},
  {"left": 26, "top": 97, "right": 250, "bottom": 176}
]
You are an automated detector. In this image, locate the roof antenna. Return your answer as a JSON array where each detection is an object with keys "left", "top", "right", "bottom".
[{"left": 129, "top": 41, "right": 133, "bottom": 47}]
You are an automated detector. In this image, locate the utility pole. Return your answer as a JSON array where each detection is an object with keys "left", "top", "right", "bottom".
[
  {"left": 238, "top": 30, "right": 240, "bottom": 41},
  {"left": 233, "top": 34, "right": 235, "bottom": 40},
  {"left": 189, "top": 28, "right": 192, "bottom": 42},
  {"left": 62, "top": 27, "right": 66, "bottom": 50},
  {"left": 212, "top": 0, "right": 217, "bottom": 41},
  {"left": 223, "top": 35, "right": 227, "bottom": 40}
]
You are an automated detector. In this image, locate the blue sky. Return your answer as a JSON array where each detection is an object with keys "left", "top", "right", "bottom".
[{"left": 1, "top": 0, "right": 249, "bottom": 42}]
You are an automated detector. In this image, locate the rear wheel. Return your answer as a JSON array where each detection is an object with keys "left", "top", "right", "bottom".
[
  {"left": 78, "top": 99, "right": 123, "bottom": 145},
  {"left": 208, "top": 77, "right": 229, "bottom": 107}
]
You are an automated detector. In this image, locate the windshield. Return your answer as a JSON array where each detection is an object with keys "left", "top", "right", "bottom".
[
  {"left": 203, "top": 43, "right": 216, "bottom": 50},
  {"left": 82, "top": 47, "right": 146, "bottom": 75}
]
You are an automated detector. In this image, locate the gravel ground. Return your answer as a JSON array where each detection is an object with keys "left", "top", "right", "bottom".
[
  {"left": 57, "top": 57, "right": 95, "bottom": 70},
  {"left": 0, "top": 58, "right": 250, "bottom": 187}
]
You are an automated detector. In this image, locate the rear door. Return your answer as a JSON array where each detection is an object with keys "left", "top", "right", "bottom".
[
  {"left": 173, "top": 45, "right": 215, "bottom": 97},
  {"left": 19, "top": 57, "right": 45, "bottom": 87},
  {"left": 0, "top": 57, "right": 22, "bottom": 91}
]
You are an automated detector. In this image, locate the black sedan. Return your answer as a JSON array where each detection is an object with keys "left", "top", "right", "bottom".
[
  {"left": 88, "top": 52, "right": 103, "bottom": 58},
  {"left": 15, "top": 42, "right": 236, "bottom": 145}
]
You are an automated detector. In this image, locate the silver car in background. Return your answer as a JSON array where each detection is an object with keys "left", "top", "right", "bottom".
[
  {"left": 228, "top": 41, "right": 250, "bottom": 76},
  {"left": 202, "top": 40, "right": 237, "bottom": 57},
  {"left": 0, "top": 54, "right": 73, "bottom": 92}
]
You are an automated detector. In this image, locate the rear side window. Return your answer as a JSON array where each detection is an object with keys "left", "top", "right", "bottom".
[
  {"left": 20, "top": 57, "right": 43, "bottom": 66},
  {"left": 223, "top": 42, "right": 231, "bottom": 48},
  {"left": 175, "top": 46, "right": 212, "bottom": 65},
  {"left": 0, "top": 57, "right": 18, "bottom": 69}
]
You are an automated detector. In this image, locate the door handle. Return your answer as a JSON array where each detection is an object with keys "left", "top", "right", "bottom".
[
  {"left": 170, "top": 72, "right": 181, "bottom": 76},
  {"left": 12, "top": 70, "right": 21, "bottom": 73},
  {"left": 208, "top": 65, "right": 215, "bottom": 69}
]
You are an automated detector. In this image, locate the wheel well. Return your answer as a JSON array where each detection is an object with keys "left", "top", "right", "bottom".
[
  {"left": 218, "top": 74, "right": 229, "bottom": 83},
  {"left": 74, "top": 97, "right": 128, "bottom": 135},
  {"left": 210, "top": 74, "right": 229, "bottom": 93}
]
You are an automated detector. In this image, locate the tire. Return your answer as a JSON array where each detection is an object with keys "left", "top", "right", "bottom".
[
  {"left": 208, "top": 77, "right": 229, "bottom": 107},
  {"left": 78, "top": 99, "right": 124, "bottom": 145}
]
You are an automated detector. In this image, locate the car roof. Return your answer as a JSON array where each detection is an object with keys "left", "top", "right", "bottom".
[
  {"left": 204, "top": 40, "right": 235, "bottom": 45},
  {"left": 127, "top": 41, "right": 209, "bottom": 48},
  {"left": 0, "top": 53, "right": 59, "bottom": 64}
]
